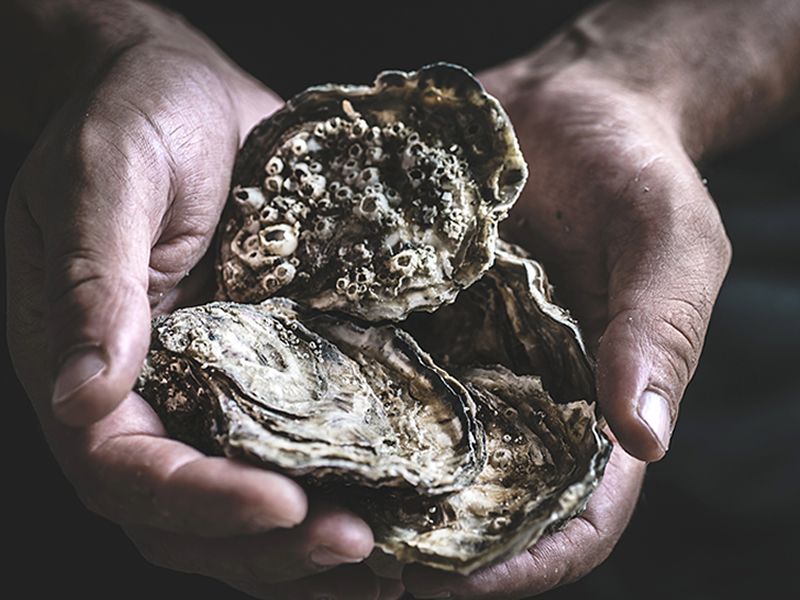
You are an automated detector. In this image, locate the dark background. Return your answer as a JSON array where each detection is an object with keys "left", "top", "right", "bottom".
[{"left": 3, "top": 2, "right": 799, "bottom": 598}]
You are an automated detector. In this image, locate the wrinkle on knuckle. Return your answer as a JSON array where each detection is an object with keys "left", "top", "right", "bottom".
[
  {"left": 73, "top": 105, "right": 175, "bottom": 211},
  {"left": 651, "top": 299, "right": 708, "bottom": 394},
  {"left": 44, "top": 256, "right": 148, "bottom": 350},
  {"left": 522, "top": 540, "right": 571, "bottom": 593},
  {"left": 44, "top": 247, "right": 109, "bottom": 305},
  {"left": 710, "top": 221, "right": 733, "bottom": 273},
  {"left": 572, "top": 517, "right": 617, "bottom": 571}
]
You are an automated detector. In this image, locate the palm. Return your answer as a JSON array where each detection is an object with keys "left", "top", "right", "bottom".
[{"left": 500, "top": 81, "right": 691, "bottom": 346}]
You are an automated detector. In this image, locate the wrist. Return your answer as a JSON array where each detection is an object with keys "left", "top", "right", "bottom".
[
  {"left": 481, "top": 39, "right": 685, "bottom": 158},
  {"left": 486, "top": 0, "right": 800, "bottom": 163}
]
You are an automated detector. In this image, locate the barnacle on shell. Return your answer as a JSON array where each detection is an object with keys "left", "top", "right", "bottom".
[{"left": 216, "top": 63, "right": 528, "bottom": 321}]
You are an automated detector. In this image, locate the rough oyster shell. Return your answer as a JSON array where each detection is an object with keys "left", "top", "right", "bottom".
[
  {"left": 359, "top": 365, "right": 610, "bottom": 574},
  {"left": 405, "top": 242, "right": 596, "bottom": 404},
  {"left": 216, "top": 63, "right": 528, "bottom": 320},
  {"left": 352, "top": 247, "right": 611, "bottom": 574},
  {"left": 138, "top": 62, "right": 608, "bottom": 576},
  {"left": 136, "top": 299, "right": 485, "bottom": 494}
]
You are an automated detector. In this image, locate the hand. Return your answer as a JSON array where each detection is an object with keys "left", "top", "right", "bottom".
[
  {"left": 483, "top": 62, "right": 731, "bottom": 462},
  {"left": 400, "top": 57, "right": 731, "bottom": 599},
  {"left": 5, "top": 5, "right": 385, "bottom": 598}
]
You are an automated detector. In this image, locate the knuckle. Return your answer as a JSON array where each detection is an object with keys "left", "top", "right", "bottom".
[
  {"left": 716, "top": 224, "right": 733, "bottom": 270},
  {"left": 568, "top": 518, "right": 616, "bottom": 574},
  {"left": 70, "top": 103, "right": 175, "bottom": 209},
  {"left": 78, "top": 105, "right": 166, "bottom": 177},
  {"left": 650, "top": 297, "right": 709, "bottom": 402},
  {"left": 683, "top": 196, "right": 732, "bottom": 274},
  {"left": 45, "top": 247, "right": 109, "bottom": 305}
]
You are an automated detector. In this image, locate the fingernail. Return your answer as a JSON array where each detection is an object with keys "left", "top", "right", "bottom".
[
  {"left": 309, "top": 546, "right": 365, "bottom": 567},
  {"left": 637, "top": 390, "right": 671, "bottom": 451},
  {"left": 52, "top": 347, "right": 107, "bottom": 406}
]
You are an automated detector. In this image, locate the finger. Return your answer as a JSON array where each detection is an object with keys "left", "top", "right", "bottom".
[
  {"left": 598, "top": 157, "right": 731, "bottom": 461},
  {"left": 18, "top": 109, "right": 180, "bottom": 427},
  {"left": 404, "top": 446, "right": 645, "bottom": 599},
  {"left": 125, "top": 502, "right": 374, "bottom": 585},
  {"left": 222, "top": 564, "right": 381, "bottom": 600},
  {"left": 70, "top": 391, "right": 308, "bottom": 535}
]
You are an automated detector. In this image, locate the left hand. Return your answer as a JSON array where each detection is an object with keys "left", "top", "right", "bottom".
[{"left": 404, "top": 47, "right": 730, "bottom": 597}]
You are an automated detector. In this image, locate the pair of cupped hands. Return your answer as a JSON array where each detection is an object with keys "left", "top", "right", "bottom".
[{"left": 6, "top": 17, "right": 730, "bottom": 600}]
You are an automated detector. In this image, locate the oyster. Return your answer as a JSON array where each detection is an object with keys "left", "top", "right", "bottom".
[
  {"left": 136, "top": 299, "right": 485, "bottom": 494},
  {"left": 352, "top": 247, "right": 611, "bottom": 574},
  {"left": 406, "top": 243, "right": 596, "bottom": 404},
  {"left": 216, "top": 63, "right": 528, "bottom": 320},
  {"left": 358, "top": 366, "right": 610, "bottom": 574}
]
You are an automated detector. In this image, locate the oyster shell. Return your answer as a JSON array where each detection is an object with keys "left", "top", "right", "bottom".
[
  {"left": 405, "top": 242, "right": 596, "bottom": 404},
  {"left": 216, "top": 63, "right": 528, "bottom": 320},
  {"left": 358, "top": 365, "right": 610, "bottom": 574},
  {"left": 351, "top": 247, "right": 611, "bottom": 574},
  {"left": 136, "top": 299, "right": 485, "bottom": 494}
]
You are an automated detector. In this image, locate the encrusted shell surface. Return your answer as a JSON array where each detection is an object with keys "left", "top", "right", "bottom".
[
  {"left": 358, "top": 366, "right": 610, "bottom": 574},
  {"left": 216, "top": 63, "right": 528, "bottom": 320},
  {"left": 360, "top": 246, "right": 611, "bottom": 573},
  {"left": 136, "top": 299, "right": 485, "bottom": 494}
]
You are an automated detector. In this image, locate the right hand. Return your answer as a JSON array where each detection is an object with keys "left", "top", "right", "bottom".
[{"left": 5, "top": 7, "right": 395, "bottom": 599}]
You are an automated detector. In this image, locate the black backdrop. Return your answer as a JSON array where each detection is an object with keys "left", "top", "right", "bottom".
[{"left": 3, "top": 2, "right": 799, "bottom": 598}]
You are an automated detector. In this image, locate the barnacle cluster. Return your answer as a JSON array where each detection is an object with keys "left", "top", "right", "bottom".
[
  {"left": 217, "top": 63, "right": 528, "bottom": 320},
  {"left": 227, "top": 108, "right": 473, "bottom": 304}
]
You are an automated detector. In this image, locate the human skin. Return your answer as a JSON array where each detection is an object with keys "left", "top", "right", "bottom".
[
  {"left": 3, "top": 1, "right": 799, "bottom": 600},
  {"left": 404, "top": 1, "right": 799, "bottom": 598}
]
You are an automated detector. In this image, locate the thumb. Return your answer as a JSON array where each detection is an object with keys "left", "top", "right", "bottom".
[
  {"left": 596, "top": 165, "right": 731, "bottom": 462},
  {"left": 38, "top": 123, "right": 164, "bottom": 427}
]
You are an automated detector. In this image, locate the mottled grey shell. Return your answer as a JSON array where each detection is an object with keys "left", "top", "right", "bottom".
[
  {"left": 136, "top": 299, "right": 485, "bottom": 494},
  {"left": 406, "top": 242, "right": 596, "bottom": 405},
  {"left": 360, "top": 366, "right": 610, "bottom": 574},
  {"left": 362, "top": 246, "right": 611, "bottom": 573},
  {"left": 138, "top": 63, "right": 608, "bottom": 576},
  {"left": 216, "top": 63, "right": 528, "bottom": 320}
]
